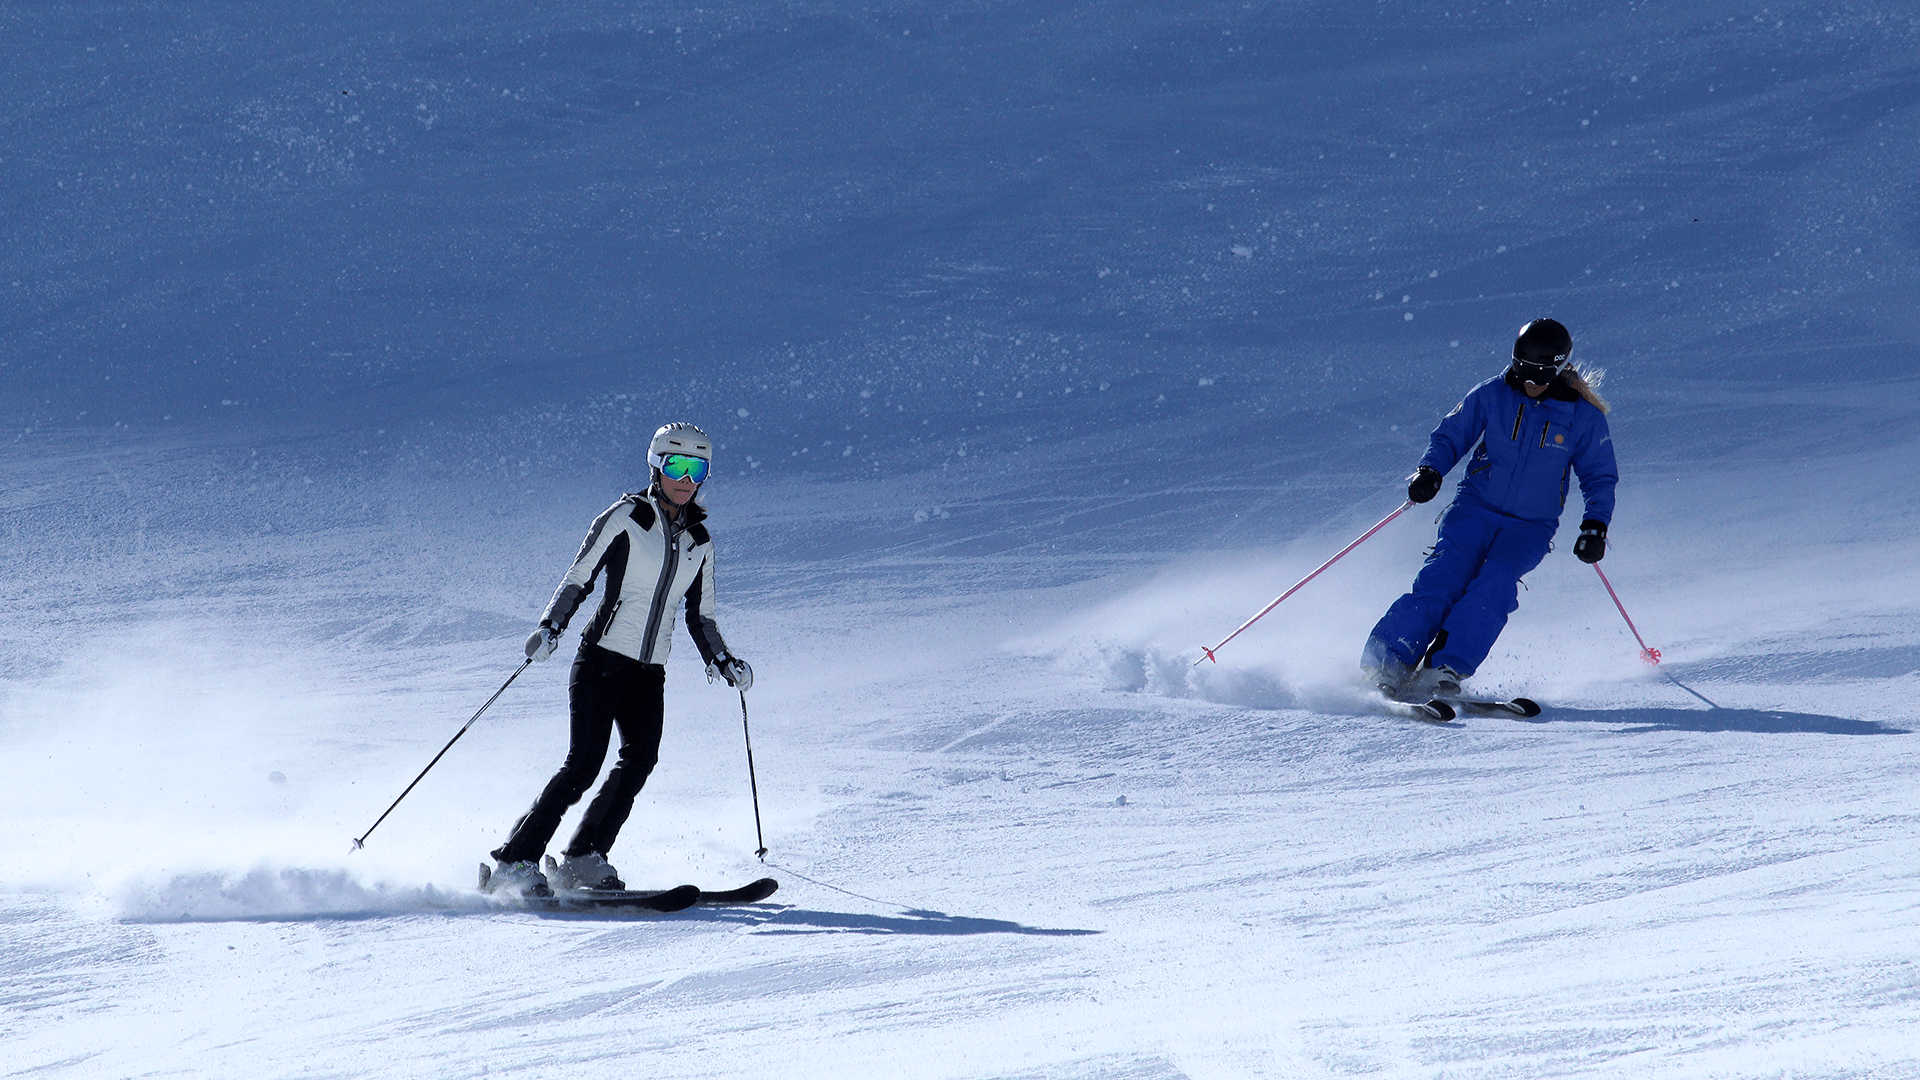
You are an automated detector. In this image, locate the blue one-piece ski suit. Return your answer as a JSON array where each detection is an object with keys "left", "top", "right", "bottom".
[{"left": 1365, "top": 370, "right": 1618, "bottom": 679}]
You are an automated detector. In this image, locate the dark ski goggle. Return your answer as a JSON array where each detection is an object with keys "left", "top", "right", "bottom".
[
  {"left": 1510, "top": 356, "right": 1568, "bottom": 384},
  {"left": 659, "top": 453, "right": 710, "bottom": 483}
]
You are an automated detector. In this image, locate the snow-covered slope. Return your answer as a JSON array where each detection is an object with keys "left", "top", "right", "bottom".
[{"left": 4, "top": 2, "right": 1919, "bottom": 1077}]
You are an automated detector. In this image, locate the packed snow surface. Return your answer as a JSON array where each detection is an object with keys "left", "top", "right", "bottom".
[{"left": 5, "top": 1, "right": 1920, "bottom": 1077}]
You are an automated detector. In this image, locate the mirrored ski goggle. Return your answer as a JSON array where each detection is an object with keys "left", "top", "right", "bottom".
[{"left": 659, "top": 453, "right": 710, "bottom": 483}]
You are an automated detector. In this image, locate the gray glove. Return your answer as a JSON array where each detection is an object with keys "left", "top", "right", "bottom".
[
  {"left": 706, "top": 654, "right": 753, "bottom": 692},
  {"left": 525, "top": 624, "right": 560, "bottom": 662}
]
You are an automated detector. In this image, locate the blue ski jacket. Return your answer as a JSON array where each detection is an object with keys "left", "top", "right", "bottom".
[{"left": 1421, "top": 372, "right": 1617, "bottom": 527}]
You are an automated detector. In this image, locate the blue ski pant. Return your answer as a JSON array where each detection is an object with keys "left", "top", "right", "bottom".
[{"left": 1365, "top": 500, "right": 1555, "bottom": 679}]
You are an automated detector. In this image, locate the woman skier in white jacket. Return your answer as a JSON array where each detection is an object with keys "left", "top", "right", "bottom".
[{"left": 486, "top": 422, "right": 752, "bottom": 896}]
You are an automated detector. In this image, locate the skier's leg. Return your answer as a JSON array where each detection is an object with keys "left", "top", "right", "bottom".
[
  {"left": 1364, "top": 504, "right": 1499, "bottom": 671},
  {"left": 563, "top": 662, "right": 666, "bottom": 858},
  {"left": 489, "top": 648, "right": 618, "bottom": 864},
  {"left": 1429, "top": 519, "right": 1555, "bottom": 678}
]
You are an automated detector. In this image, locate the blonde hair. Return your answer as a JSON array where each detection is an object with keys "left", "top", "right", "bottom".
[{"left": 1562, "top": 366, "right": 1610, "bottom": 414}]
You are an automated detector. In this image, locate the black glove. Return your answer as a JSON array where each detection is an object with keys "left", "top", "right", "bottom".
[
  {"left": 707, "top": 654, "right": 753, "bottom": 692},
  {"left": 1407, "top": 466, "right": 1443, "bottom": 504},
  {"left": 1574, "top": 520, "right": 1607, "bottom": 563}
]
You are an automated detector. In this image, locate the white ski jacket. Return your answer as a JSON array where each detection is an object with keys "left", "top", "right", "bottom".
[{"left": 539, "top": 489, "right": 731, "bottom": 667}]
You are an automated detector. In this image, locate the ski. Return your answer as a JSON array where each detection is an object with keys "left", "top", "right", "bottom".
[
  {"left": 1436, "top": 696, "right": 1542, "bottom": 718},
  {"left": 1373, "top": 693, "right": 1457, "bottom": 723},
  {"left": 698, "top": 877, "right": 779, "bottom": 905},
  {"left": 538, "top": 883, "right": 703, "bottom": 913}
]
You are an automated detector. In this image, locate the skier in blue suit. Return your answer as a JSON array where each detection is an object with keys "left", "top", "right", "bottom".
[{"left": 1364, "top": 319, "right": 1618, "bottom": 699}]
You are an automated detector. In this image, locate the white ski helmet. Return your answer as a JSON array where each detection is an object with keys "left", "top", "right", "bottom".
[{"left": 648, "top": 422, "right": 712, "bottom": 473}]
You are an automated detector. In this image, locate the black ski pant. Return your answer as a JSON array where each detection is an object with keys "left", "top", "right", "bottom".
[{"left": 491, "top": 645, "right": 665, "bottom": 865}]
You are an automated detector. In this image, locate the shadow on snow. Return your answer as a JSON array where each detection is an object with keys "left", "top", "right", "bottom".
[
  {"left": 745, "top": 906, "right": 1100, "bottom": 937},
  {"left": 1522, "top": 706, "right": 1909, "bottom": 736},
  {"left": 124, "top": 903, "right": 1100, "bottom": 935}
]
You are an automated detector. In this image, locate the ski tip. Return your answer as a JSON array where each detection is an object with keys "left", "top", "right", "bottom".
[
  {"left": 698, "top": 878, "right": 780, "bottom": 905},
  {"left": 656, "top": 884, "right": 703, "bottom": 912},
  {"left": 1509, "top": 697, "right": 1542, "bottom": 718},
  {"left": 1424, "top": 699, "right": 1457, "bottom": 722},
  {"left": 477, "top": 862, "right": 493, "bottom": 890}
]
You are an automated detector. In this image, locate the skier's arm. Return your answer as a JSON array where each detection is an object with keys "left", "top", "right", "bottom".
[
  {"left": 1572, "top": 412, "right": 1619, "bottom": 526},
  {"left": 1419, "top": 382, "right": 1491, "bottom": 477},
  {"left": 682, "top": 547, "right": 731, "bottom": 667},
  {"left": 538, "top": 500, "right": 625, "bottom": 631}
]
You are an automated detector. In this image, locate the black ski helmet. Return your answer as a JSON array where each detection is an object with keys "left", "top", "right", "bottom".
[{"left": 1510, "top": 318, "right": 1572, "bottom": 383}]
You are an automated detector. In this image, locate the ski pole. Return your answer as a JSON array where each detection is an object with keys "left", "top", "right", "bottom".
[
  {"left": 1195, "top": 500, "right": 1414, "bottom": 666},
  {"left": 1593, "top": 563, "right": 1661, "bottom": 664},
  {"left": 738, "top": 690, "right": 769, "bottom": 861},
  {"left": 351, "top": 658, "right": 532, "bottom": 851}
]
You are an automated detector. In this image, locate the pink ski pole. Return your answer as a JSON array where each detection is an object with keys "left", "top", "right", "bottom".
[
  {"left": 1593, "top": 563, "right": 1661, "bottom": 664},
  {"left": 1195, "top": 500, "right": 1414, "bottom": 666}
]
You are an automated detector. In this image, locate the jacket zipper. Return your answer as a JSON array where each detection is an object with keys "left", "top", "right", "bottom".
[
  {"left": 638, "top": 514, "right": 681, "bottom": 663},
  {"left": 591, "top": 599, "right": 623, "bottom": 643},
  {"left": 1539, "top": 421, "right": 1552, "bottom": 448},
  {"left": 1510, "top": 403, "right": 1525, "bottom": 441}
]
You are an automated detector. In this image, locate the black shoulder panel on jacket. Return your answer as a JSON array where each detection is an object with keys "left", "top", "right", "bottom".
[
  {"left": 627, "top": 498, "right": 657, "bottom": 530},
  {"left": 688, "top": 522, "right": 711, "bottom": 546}
]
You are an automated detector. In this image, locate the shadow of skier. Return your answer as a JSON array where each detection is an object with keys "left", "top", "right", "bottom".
[
  {"left": 1516, "top": 706, "right": 1908, "bottom": 736},
  {"left": 731, "top": 906, "right": 1100, "bottom": 937}
]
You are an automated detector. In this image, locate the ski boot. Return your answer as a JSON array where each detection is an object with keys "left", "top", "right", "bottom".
[
  {"left": 1411, "top": 664, "right": 1465, "bottom": 698},
  {"left": 1364, "top": 655, "right": 1418, "bottom": 700},
  {"left": 483, "top": 859, "right": 552, "bottom": 897},
  {"left": 549, "top": 852, "right": 624, "bottom": 891}
]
